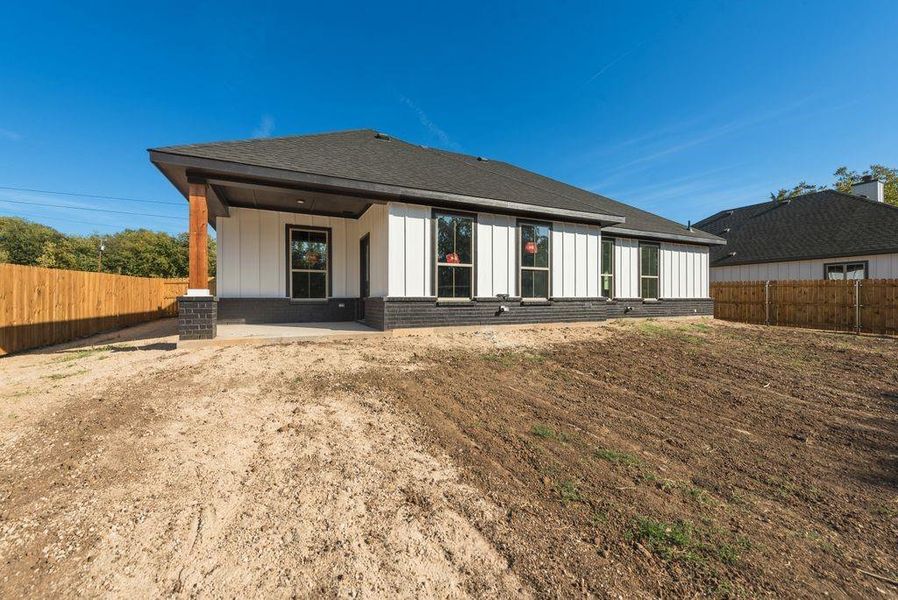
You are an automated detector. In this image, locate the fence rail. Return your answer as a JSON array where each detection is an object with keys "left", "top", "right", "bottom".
[
  {"left": 711, "top": 279, "right": 898, "bottom": 335},
  {"left": 0, "top": 264, "right": 215, "bottom": 356}
]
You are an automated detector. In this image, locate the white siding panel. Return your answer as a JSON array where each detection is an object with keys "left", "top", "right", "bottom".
[
  {"left": 238, "top": 208, "right": 261, "bottom": 296},
  {"left": 477, "top": 214, "right": 495, "bottom": 297},
  {"left": 574, "top": 225, "right": 588, "bottom": 297},
  {"left": 258, "top": 210, "right": 280, "bottom": 296},
  {"left": 616, "top": 238, "right": 639, "bottom": 298},
  {"left": 587, "top": 230, "right": 599, "bottom": 297},
  {"left": 215, "top": 205, "right": 388, "bottom": 299},
  {"left": 658, "top": 242, "right": 710, "bottom": 299}
]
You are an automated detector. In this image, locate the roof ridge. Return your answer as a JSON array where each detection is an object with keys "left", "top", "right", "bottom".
[{"left": 151, "top": 128, "right": 376, "bottom": 152}]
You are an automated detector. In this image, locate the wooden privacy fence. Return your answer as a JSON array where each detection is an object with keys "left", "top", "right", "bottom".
[
  {"left": 711, "top": 279, "right": 898, "bottom": 335},
  {"left": 0, "top": 264, "right": 215, "bottom": 356}
]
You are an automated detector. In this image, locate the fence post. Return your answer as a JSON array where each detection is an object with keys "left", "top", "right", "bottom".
[
  {"left": 765, "top": 280, "right": 770, "bottom": 326},
  {"left": 855, "top": 280, "right": 861, "bottom": 333}
]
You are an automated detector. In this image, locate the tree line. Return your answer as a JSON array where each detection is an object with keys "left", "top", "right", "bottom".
[
  {"left": 0, "top": 217, "right": 216, "bottom": 278},
  {"left": 771, "top": 164, "right": 898, "bottom": 205}
]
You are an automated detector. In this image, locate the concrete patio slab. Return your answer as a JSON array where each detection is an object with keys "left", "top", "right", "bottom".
[{"left": 178, "top": 321, "right": 385, "bottom": 348}]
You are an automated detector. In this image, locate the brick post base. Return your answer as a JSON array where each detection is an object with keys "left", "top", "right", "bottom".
[{"left": 178, "top": 295, "right": 217, "bottom": 340}]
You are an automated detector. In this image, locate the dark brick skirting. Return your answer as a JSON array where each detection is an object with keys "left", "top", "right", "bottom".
[
  {"left": 363, "top": 297, "right": 714, "bottom": 330},
  {"left": 217, "top": 297, "right": 359, "bottom": 324},
  {"left": 605, "top": 298, "right": 714, "bottom": 319},
  {"left": 178, "top": 296, "right": 217, "bottom": 340},
  {"left": 362, "top": 297, "right": 385, "bottom": 331},
  {"left": 209, "top": 296, "right": 713, "bottom": 332}
]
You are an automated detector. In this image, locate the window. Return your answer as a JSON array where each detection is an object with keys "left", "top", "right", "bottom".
[
  {"left": 519, "top": 222, "right": 551, "bottom": 298},
  {"left": 435, "top": 212, "right": 474, "bottom": 298},
  {"left": 639, "top": 243, "right": 659, "bottom": 299},
  {"left": 289, "top": 227, "right": 329, "bottom": 299},
  {"left": 824, "top": 261, "right": 867, "bottom": 280},
  {"left": 601, "top": 238, "right": 615, "bottom": 298}
]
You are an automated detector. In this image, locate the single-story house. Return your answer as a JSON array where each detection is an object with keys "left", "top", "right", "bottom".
[
  {"left": 695, "top": 177, "right": 898, "bottom": 282},
  {"left": 149, "top": 129, "right": 724, "bottom": 340}
]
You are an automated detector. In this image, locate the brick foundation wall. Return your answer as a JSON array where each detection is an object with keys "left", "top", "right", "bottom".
[
  {"left": 217, "top": 297, "right": 359, "bottom": 324},
  {"left": 178, "top": 296, "right": 217, "bottom": 340},
  {"left": 209, "top": 296, "right": 713, "bottom": 332},
  {"left": 604, "top": 298, "right": 714, "bottom": 319},
  {"left": 361, "top": 297, "right": 714, "bottom": 330},
  {"left": 362, "top": 297, "right": 385, "bottom": 331}
]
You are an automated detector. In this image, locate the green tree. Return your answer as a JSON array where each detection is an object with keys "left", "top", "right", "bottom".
[
  {"left": 175, "top": 232, "right": 217, "bottom": 278},
  {"left": 0, "top": 217, "right": 65, "bottom": 265},
  {"left": 833, "top": 164, "right": 898, "bottom": 206},
  {"left": 769, "top": 181, "right": 822, "bottom": 202},
  {"left": 36, "top": 235, "right": 102, "bottom": 271},
  {"left": 772, "top": 164, "right": 898, "bottom": 207},
  {"left": 102, "top": 229, "right": 189, "bottom": 277}
]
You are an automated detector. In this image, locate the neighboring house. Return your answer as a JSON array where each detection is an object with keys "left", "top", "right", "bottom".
[
  {"left": 696, "top": 178, "right": 898, "bottom": 283},
  {"left": 149, "top": 129, "right": 724, "bottom": 340}
]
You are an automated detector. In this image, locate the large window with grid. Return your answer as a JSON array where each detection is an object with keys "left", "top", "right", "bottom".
[
  {"left": 519, "top": 222, "right": 551, "bottom": 299},
  {"left": 288, "top": 227, "right": 329, "bottom": 299},
  {"left": 435, "top": 212, "right": 474, "bottom": 299},
  {"left": 639, "top": 242, "right": 659, "bottom": 299},
  {"left": 601, "top": 238, "right": 614, "bottom": 298}
]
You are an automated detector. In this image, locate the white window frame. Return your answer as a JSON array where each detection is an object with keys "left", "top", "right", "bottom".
[{"left": 823, "top": 261, "right": 868, "bottom": 280}]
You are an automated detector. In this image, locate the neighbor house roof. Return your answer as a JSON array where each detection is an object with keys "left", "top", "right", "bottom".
[
  {"left": 150, "top": 129, "right": 724, "bottom": 245},
  {"left": 695, "top": 190, "right": 898, "bottom": 267}
]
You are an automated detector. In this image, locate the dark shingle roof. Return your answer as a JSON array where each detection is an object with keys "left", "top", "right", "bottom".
[
  {"left": 695, "top": 190, "right": 898, "bottom": 266},
  {"left": 152, "top": 129, "right": 722, "bottom": 244}
]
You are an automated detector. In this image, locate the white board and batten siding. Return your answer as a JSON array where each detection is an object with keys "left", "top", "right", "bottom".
[
  {"left": 610, "top": 239, "right": 709, "bottom": 299},
  {"left": 216, "top": 202, "right": 711, "bottom": 301},
  {"left": 550, "top": 223, "right": 601, "bottom": 297},
  {"left": 386, "top": 202, "right": 710, "bottom": 299},
  {"left": 710, "top": 253, "right": 898, "bottom": 282},
  {"left": 216, "top": 205, "right": 388, "bottom": 298}
]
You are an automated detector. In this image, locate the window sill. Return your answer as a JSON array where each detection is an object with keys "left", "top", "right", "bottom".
[
  {"left": 436, "top": 298, "right": 473, "bottom": 306},
  {"left": 520, "top": 299, "right": 552, "bottom": 306},
  {"left": 289, "top": 298, "right": 330, "bottom": 304}
]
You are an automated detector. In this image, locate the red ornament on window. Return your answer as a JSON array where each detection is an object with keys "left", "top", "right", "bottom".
[
  {"left": 445, "top": 252, "right": 461, "bottom": 264},
  {"left": 524, "top": 241, "right": 538, "bottom": 254}
]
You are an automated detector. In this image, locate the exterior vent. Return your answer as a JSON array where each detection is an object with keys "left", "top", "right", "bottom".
[
  {"left": 726, "top": 210, "right": 734, "bottom": 216},
  {"left": 727, "top": 251, "right": 737, "bottom": 257},
  {"left": 723, "top": 227, "right": 731, "bottom": 233},
  {"left": 374, "top": 132, "right": 391, "bottom": 141},
  {"left": 477, "top": 156, "right": 489, "bottom": 162}
]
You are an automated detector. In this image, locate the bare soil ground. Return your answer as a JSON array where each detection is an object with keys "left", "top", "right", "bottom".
[{"left": 0, "top": 318, "right": 896, "bottom": 598}]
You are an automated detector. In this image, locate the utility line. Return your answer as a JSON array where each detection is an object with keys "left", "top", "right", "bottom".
[
  {"left": 0, "top": 185, "right": 183, "bottom": 206},
  {"left": 0, "top": 198, "right": 182, "bottom": 220},
  {"left": 0, "top": 208, "right": 144, "bottom": 230}
]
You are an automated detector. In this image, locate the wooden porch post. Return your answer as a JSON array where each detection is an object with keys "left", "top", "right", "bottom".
[{"left": 187, "top": 181, "right": 210, "bottom": 295}]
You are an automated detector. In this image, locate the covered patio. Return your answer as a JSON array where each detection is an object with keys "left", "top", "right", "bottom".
[{"left": 150, "top": 134, "right": 398, "bottom": 341}]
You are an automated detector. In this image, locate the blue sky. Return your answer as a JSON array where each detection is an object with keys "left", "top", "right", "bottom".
[{"left": 1, "top": 0, "right": 896, "bottom": 237}]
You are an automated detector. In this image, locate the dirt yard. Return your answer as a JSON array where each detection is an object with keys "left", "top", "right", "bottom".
[{"left": 0, "top": 318, "right": 895, "bottom": 598}]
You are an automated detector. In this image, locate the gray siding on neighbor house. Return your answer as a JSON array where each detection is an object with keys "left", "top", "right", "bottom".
[{"left": 710, "top": 252, "right": 898, "bottom": 282}]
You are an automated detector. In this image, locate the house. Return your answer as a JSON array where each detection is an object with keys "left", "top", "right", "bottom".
[
  {"left": 695, "top": 178, "right": 898, "bottom": 283},
  {"left": 149, "top": 129, "right": 724, "bottom": 340}
]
